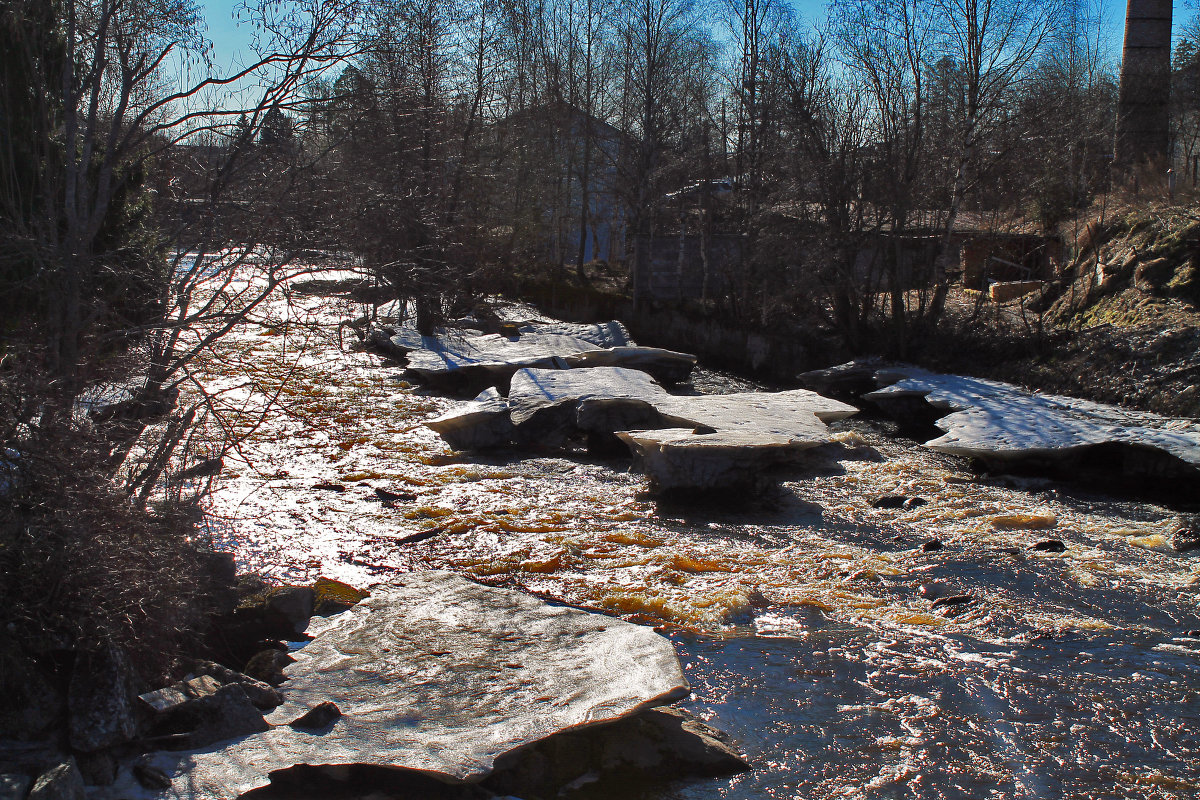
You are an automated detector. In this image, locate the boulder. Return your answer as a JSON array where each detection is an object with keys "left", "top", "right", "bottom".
[
  {"left": 27, "top": 760, "right": 84, "bottom": 800},
  {"left": 486, "top": 706, "right": 748, "bottom": 798},
  {"left": 190, "top": 661, "right": 283, "bottom": 709},
  {"left": 184, "top": 685, "right": 270, "bottom": 749},
  {"left": 264, "top": 586, "right": 315, "bottom": 635},
  {"left": 312, "top": 577, "right": 367, "bottom": 616},
  {"left": 425, "top": 388, "right": 515, "bottom": 451},
  {"left": 134, "top": 571, "right": 689, "bottom": 798},
  {"left": 243, "top": 649, "right": 294, "bottom": 687},
  {"left": 429, "top": 367, "right": 858, "bottom": 491},
  {"left": 848, "top": 366, "right": 1200, "bottom": 481},
  {"left": 67, "top": 643, "right": 139, "bottom": 753}
]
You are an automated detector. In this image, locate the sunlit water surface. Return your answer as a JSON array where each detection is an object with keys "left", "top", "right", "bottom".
[{"left": 189, "top": 280, "right": 1200, "bottom": 799}]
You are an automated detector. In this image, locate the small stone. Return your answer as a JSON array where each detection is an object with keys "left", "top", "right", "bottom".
[
  {"left": 132, "top": 758, "right": 171, "bottom": 791},
  {"left": 28, "top": 760, "right": 85, "bottom": 800},
  {"left": 289, "top": 701, "right": 341, "bottom": 730},
  {"left": 903, "top": 497, "right": 928, "bottom": 509},
  {"left": 921, "top": 539, "right": 944, "bottom": 552},
  {"left": 138, "top": 686, "right": 190, "bottom": 715},
  {"left": 1030, "top": 539, "right": 1067, "bottom": 553},
  {"left": 1186, "top": 630, "right": 1200, "bottom": 638},
  {"left": 374, "top": 487, "right": 418, "bottom": 503},
  {"left": 180, "top": 674, "right": 223, "bottom": 699}
]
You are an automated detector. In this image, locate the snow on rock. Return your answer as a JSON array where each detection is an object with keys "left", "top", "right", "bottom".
[
  {"left": 112, "top": 571, "right": 689, "bottom": 799},
  {"left": 858, "top": 366, "right": 1200, "bottom": 474},
  {"left": 432, "top": 367, "right": 858, "bottom": 491}
]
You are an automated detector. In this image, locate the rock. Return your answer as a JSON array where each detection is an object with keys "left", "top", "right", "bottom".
[
  {"left": 197, "top": 550, "right": 238, "bottom": 615},
  {"left": 27, "top": 760, "right": 84, "bottom": 800},
  {"left": 0, "top": 654, "right": 65, "bottom": 740},
  {"left": 916, "top": 582, "right": 955, "bottom": 601},
  {"left": 428, "top": 366, "right": 858, "bottom": 492},
  {"left": 1134, "top": 257, "right": 1174, "bottom": 291},
  {"left": 312, "top": 577, "right": 368, "bottom": 616},
  {"left": 243, "top": 649, "right": 295, "bottom": 687},
  {"left": 992, "top": 514, "right": 1058, "bottom": 531},
  {"left": 67, "top": 642, "right": 139, "bottom": 753},
  {"left": 289, "top": 702, "right": 341, "bottom": 730},
  {"left": 515, "top": 367, "right": 857, "bottom": 492},
  {"left": 131, "top": 758, "right": 171, "bottom": 791},
  {"left": 186, "top": 684, "right": 270, "bottom": 749},
  {"left": 486, "top": 706, "right": 748, "bottom": 798},
  {"left": 74, "top": 750, "right": 116, "bottom": 786},
  {"left": 191, "top": 661, "right": 283, "bottom": 709},
  {"left": 138, "top": 686, "right": 190, "bottom": 716},
  {"left": 1030, "top": 539, "right": 1067, "bottom": 553},
  {"left": 0, "top": 773, "right": 32, "bottom": 800},
  {"left": 373, "top": 486, "right": 418, "bottom": 503},
  {"left": 930, "top": 594, "right": 974, "bottom": 610},
  {"left": 140, "top": 571, "right": 690, "bottom": 798},
  {"left": 179, "top": 674, "right": 223, "bottom": 700},
  {"left": 398, "top": 323, "right": 696, "bottom": 395},
  {"left": 921, "top": 539, "right": 944, "bottom": 552},
  {"left": 264, "top": 585, "right": 315, "bottom": 635},
  {"left": 904, "top": 497, "right": 928, "bottom": 509},
  {"left": 1171, "top": 524, "right": 1200, "bottom": 553},
  {"left": 852, "top": 365, "right": 1200, "bottom": 483},
  {"left": 425, "top": 388, "right": 516, "bottom": 451},
  {"left": 871, "top": 495, "right": 906, "bottom": 509}
]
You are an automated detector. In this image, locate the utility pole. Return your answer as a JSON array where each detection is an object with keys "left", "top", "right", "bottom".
[{"left": 1114, "top": 0, "right": 1173, "bottom": 170}]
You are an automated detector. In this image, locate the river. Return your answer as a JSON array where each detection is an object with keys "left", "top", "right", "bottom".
[{"left": 189, "top": 276, "right": 1200, "bottom": 800}]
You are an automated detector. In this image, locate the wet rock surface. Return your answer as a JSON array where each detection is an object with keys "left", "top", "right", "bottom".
[{"left": 117, "top": 571, "right": 690, "bottom": 798}]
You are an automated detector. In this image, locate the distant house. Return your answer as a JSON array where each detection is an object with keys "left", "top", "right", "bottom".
[{"left": 494, "top": 103, "right": 631, "bottom": 266}]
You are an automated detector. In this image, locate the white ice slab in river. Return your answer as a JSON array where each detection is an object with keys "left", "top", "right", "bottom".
[
  {"left": 862, "top": 367, "right": 1200, "bottom": 469},
  {"left": 120, "top": 571, "right": 688, "bottom": 799}
]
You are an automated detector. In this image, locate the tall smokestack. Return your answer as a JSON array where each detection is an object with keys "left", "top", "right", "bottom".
[{"left": 1114, "top": 0, "right": 1173, "bottom": 168}]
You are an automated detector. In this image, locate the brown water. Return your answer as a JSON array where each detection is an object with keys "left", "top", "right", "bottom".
[{"left": 189, "top": 280, "right": 1200, "bottom": 799}]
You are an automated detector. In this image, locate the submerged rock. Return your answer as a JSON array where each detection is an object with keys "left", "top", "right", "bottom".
[{"left": 123, "top": 571, "right": 689, "bottom": 799}]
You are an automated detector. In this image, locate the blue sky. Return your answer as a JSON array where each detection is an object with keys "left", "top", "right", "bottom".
[{"left": 197, "top": 0, "right": 1177, "bottom": 83}]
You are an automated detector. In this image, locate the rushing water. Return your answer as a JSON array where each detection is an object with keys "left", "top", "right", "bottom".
[{"left": 189, "top": 279, "right": 1200, "bottom": 799}]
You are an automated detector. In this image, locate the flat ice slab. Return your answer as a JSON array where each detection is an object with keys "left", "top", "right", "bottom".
[
  {"left": 118, "top": 571, "right": 688, "bottom": 799},
  {"left": 430, "top": 367, "right": 858, "bottom": 490},
  {"left": 856, "top": 366, "right": 1200, "bottom": 472},
  {"left": 382, "top": 321, "right": 695, "bottom": 393}
]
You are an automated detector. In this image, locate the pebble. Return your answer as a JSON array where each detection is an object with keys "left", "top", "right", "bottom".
[
  {"left": 1030, "top": 539, "right": 1067, "bottom": 553},
  {"left": 289, "top": 701, "right": 342, "bottom": 730},
  {"left": 921, "top": 539, "right": 944, "bottom": 552}
]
